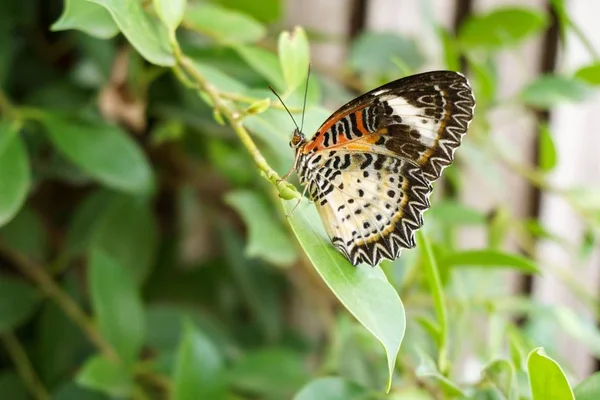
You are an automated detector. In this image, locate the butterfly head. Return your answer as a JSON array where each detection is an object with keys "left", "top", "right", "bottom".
[{"left": 289, "top": 128, "right": 306, "bottom": 149}]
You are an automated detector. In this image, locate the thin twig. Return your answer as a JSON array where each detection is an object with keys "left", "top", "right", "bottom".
[{"left": 1, "top": 333, "right": 50, "bottom": 400}]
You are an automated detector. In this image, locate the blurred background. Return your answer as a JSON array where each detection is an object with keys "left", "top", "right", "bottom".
[{"left": 1, "top": 0, "right": 600, "bottom": 399}]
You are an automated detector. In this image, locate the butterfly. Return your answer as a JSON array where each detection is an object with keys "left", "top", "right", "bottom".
[{"left": 285, "top": 71, "right": 475, "bottom": 266}]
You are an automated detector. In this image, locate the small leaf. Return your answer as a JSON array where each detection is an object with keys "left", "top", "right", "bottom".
[
  {"left": 481, "top": 359, "right": 517, "bottom": 399},
  {"left": 459, "top": 7, "right": 548, "bottom": 49},
  {"left": 229, "top": 348, "right": 309, "bottom": 399},
  {"left": 245, "top": 98, "right": 270, "bottom": 115},
  {"left": 87, "top": 0, "right": 174, "bottom": 66},
  {"left": 191, "top": 60, "right": 248, "bottom": 93},
  {"left": 76, "top": 355, "right": 134, "bottom": 398},
  {"left": 294, "top": 377, "right": 368, "bottom": 400},
  {"left": 416, "top": 350, "right": 466, "bottom": 397},
  {"left": 235, "top": 45, "right": 285, "bottom": 90},
  {"left": 554, "top": 307, "right": 600, "bottom": 359},
  {"left": 154, "top": 0, "right": 186, "bottom": 34},
  {"left": 574, "top": 372, "right": 600, "bottom": 400},
  {"left": 184, "top": 3, "right": 266, "bottom": 45},
  {"left": 173, "top": 321, "right": 227, "bottom": 400},
  {"left": 0, "top": 207, "right": 47, "bottom": 263},
  {"left": 575, "top": 64, "right": 600, "bottom": 85},
  {"left": 225, "top": 190, "right": 297, "bottom": 267},
  {"left": 527, "top": 348, "right": 574, "bottom": 400},
  {"left": 0, "top": 277, "right": 42, "bottom": 333},
  {"left": 522, "top": 75, "right": 593, "bottom": 109},
  {"left": 51, "top": 0, "right": 119, "bottom": 39},
  {"left": 282, "top": 199, "right": 405, "bottom": 392},
  {"left": 41, "top": 114, "right": 154, "bottom": 195},
  {"left": 442, "top": 249, "right": 539, "bottom": 274},
  {"left": 91, "top": 195, "right": 158, "bottom": 285},
  {"left": 278, "top": 27, "right": 310, "bottom": 92},
  {"left": 538, "top": 123, "right": 557, "bottom": 172},
  {"left": 0, "top": 122, "right": 30, "bottom": 228},
  {"left": 89, "top": 249, "right": 145, "bottom": 365}
]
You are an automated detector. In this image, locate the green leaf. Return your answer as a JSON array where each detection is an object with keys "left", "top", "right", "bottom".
[
  {"left": 481, "top": 359, "right": 517, "bottom": 399},
  {"left": 442, "top": 249, "right": 539, "bottom": 274},
  {"left": 527, "top": 348, "right": 574, "bottom": 400},
  {"left": 51, "top": 0, "right": 119, "bottom": 39},
  {"left": 539, "top": 123, "right": 557, "bottom": 172},
  {"left": 574, "top": 372, "right": 600, "bottom": 400},
  {"left": 521, "top": 75, "right": 593, "bottom": 109},
  {"left": 459, "top": 7, "right": 548, "bottom": 49},
  {"left": 173, "top": 321, "right": 227, "bottom": 400},
  {"left": 91, "top": 195, "right": 158, "bottom": 284},
  {"left": 554, "top": 307, "right": 600, "bottom": 359},
  {"left": 41, "top": 114, "right": 154, "bottom": 195},
  {"left": 575, "top": 63, "right": 600, "bottom": 85},
  {"left": 294, "top": 377, "right": 368, "bottom": 400},
  {"left": 278, "top": 27, "right": 310, "bottom": 92},
  {"left": 87, "top": 0, "right": 174, "bottom": 66},
  {"left": 225, "top": 190, "right": 296, "bottom": 267},
  {"left": 76, "top": 355, "right": 134, "bottom": 398},
  {"left": 0, "top": 207, "right": 46, "bottom": 262},
  {"left": 191, "top": 61, "right": 248, "bottom": 93},
  {"left": 428, "top": 200, "right": 485, "bottom": 226},
  {"left": 184, "top": 3, "right": 266, "bottom": 45},
  {"left": 235, "top": 45, "right": 285, "bottom": 90},
  {"left": 0, "top": 276, "right": 42, "bottom": 333},
  {"left": 229, "top": 348, "right": 309, "bottom": 399},
  {"left": 0, "top": 122, "right": 30, "bottom": 228},
  {"left": 349, "top": 32, "right": 425, "bottom": 77},
  {"left": 0, "top": 371, "right": 28, "bottom": 400},
  {"left": 282, "top": 199, "right": 405, "bottom": 392},
  {"left": 154, "top": 0, "right": 186, "bottom": 34},
  {"left": 212, "top": 0, "right": 281, "bottom": 23},
  {"left": 52, "top": 382, "right": 109, "bottom": 400},
  {"left": 89, "top": 249, "right": 145, "bottom": 365}
]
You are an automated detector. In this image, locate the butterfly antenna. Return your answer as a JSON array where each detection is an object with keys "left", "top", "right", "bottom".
[
  {"left": 269, "top": 86, "right": 299, "bottom": 132},
  {"left": 300, "top": 63, "right": 311, "bottom": 133}
]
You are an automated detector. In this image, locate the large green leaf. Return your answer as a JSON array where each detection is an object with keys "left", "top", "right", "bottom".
[
  {"left": 0, "top": 207, "right": 46, "bottom": 262},
  {"left": 41, "top": 114, "right": 154, "bottom": 195},
  {"left": 0, "top": 122, "right": 30, "bottom": 228},
  {"left": 0, "top": 276, "right": 42, "bottom": 333},
  {"left": 527, "top": 348, "right": 574, "bottom": 400},
  {"left": 184, "top": 3, "right": 266, "bottom": 44},
  {"left": 172, "top": 321, "right": 227, "bottom": 400},
  {"left": 234, "top": 45, "right": 285, "bottom": 90},
  {"left": 91, "top": 194, "right": 158, "bottom": 284},
  {"left": 51, "top": 0, "right": 119, "bottom": 39},
  {"left": 87, "top": 0, "right": 174, "bottom": 66},
  {"left": 0, "top": 371, "right": 28, "bottom": 400},
  {"left": 76, "top": 355, "right": 133, "bottom": 398},
  {"left": 282, "top": 199, "right": 405, "bottom": 391},
  {"left": 574, "top": 372, "right": 600, "bottom": 400},
  {"left": 225, "top": 190, "right": 296, "bottom": 267},
  {"left": 278, "top": 27, "right": 310, "bottom": 92},
  {"left": 89, "top": 249, "right": 145, "bottom": 365},
  {"left": 212, "top": 0, "right": 281, "bottom": 23},
  {"left": 459, "top": 7, "right": 548, "bottom": 50},
  {"left": 575, "top": 64, "right": 600, "bottom": 85},
  {"left": 294, "top": 377, "right": 369, "bottom": 400},
  {"left": 521, "top": 75, "right": 593, "bottom": 109},
  {"left": 228, "top": 348, "right": 309, "bottom": 399},
  {"left": 441, "top": 249, "right": 539, "bottom": 274}
]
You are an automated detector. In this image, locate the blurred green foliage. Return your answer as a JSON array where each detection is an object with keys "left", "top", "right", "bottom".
[{"left": 1, "top": 0, "right": 600, "bottom": 399}]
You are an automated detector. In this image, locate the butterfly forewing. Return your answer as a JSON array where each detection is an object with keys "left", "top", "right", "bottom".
[{"left": 296, "top": 71, "right": 475, "bottom": 266}]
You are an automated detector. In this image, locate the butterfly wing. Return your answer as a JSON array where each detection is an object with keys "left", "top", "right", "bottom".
[
  {"left": 302, "top": 70, "right": 475, "bottom": 182},
  {"left": 297, "top": 71, "right": 474, "bottom": 265}
]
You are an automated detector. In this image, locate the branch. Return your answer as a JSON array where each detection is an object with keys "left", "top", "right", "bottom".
[{"left": 1, "top": 333, "right": 50, "bottom": 400}]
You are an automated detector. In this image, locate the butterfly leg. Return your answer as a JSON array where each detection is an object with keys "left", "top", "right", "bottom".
[{"left": 285, "top": 184, "right": 310, "bottom": 218}]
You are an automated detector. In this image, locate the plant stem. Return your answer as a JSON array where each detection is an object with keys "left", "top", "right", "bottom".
[
  {"left": 0, "top": 245, "right": 118, "bottom": 362},
  {"left": 1, "top": 333, "right": 50, "bottom": 400},
  {"left": 416, "top": 231, "right": 449, "bottom": 375},
  {"left": 173, "top": 53, "right": 299, "bottom": 200}
]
